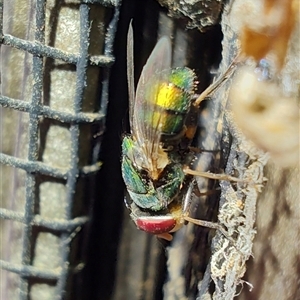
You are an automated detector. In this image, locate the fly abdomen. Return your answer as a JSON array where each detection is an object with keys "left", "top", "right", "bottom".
[{"left": 146, "top": 67, "right": 196, "bottom": 145}]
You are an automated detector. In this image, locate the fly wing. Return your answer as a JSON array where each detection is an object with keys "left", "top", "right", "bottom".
[
  {"left": 133, "top": 36, "right": 172, "bottom": 175},
  {"left": 127, "top": 22, "right": 135, "bottom": 130}
]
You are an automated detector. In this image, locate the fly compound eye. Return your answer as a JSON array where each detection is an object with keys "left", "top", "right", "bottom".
[{"left": 136, "top": 216, "right": 177, "bottom": 234}]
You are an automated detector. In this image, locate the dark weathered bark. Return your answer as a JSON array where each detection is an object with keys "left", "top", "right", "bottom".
[{"left": 115, "top": 1, "right": 299, "bottom": 300}]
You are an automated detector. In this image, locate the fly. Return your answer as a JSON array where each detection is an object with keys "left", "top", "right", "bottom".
[{"left": 122, "top": 22, "right": 236, "bottom": 240}]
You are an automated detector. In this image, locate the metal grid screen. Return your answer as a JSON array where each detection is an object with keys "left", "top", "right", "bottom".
[{"left": 0, "top": 0, "right": 120, "bottom": 298}]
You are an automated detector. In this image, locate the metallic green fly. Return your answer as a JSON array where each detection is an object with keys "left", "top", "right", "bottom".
[{"left": 122, "top": 23, "right": 236, "bottom": 240}]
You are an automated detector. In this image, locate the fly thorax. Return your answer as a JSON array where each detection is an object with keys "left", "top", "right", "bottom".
[
  {"left": 122, "top": 136, "right": 147, "bottom": 169},
  {"left": 122, "top": 136, "right": 169, "bottom": 180},
  {"left": 141, "top": 141, "right": 169, "bottom": 180}
]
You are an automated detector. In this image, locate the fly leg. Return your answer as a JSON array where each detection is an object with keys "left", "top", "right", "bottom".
[
  {"left": 181, "top": 176, "right": 242, "bottom": 246},
  {"left": 188, "top": 147, "right": 221, "bottom": 154},
  {"left": 183, "top": 166, "right": 245, "bottom": 182},
  {"left": 193, "top": 58, "right": 238, "bottom": 108},
  {"left": 183, "top": 215, "right": 236, "bottom": 245}
]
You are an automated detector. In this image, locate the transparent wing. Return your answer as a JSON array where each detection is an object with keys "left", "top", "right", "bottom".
[
  {"left": 127, "top": 21, "right": 135, "bottom": 130},
  {"left": 132, "top": 36, "right": 172, "bottom": 175}
]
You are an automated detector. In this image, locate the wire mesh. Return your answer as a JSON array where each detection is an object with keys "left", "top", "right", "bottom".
[{"left": 0, "top": 0, "right": 121, "bottom": 299}]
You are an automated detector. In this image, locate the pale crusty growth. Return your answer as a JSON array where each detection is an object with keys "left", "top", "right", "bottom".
[
  {"left": 230, "top": 0, "right": 298, "bottom": 69},
  {"left": 230, "top": 66, "right": 299, "bottom": 167},
  {"left": 211, "top": 0, "right": 300, "bottom": 299}
]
